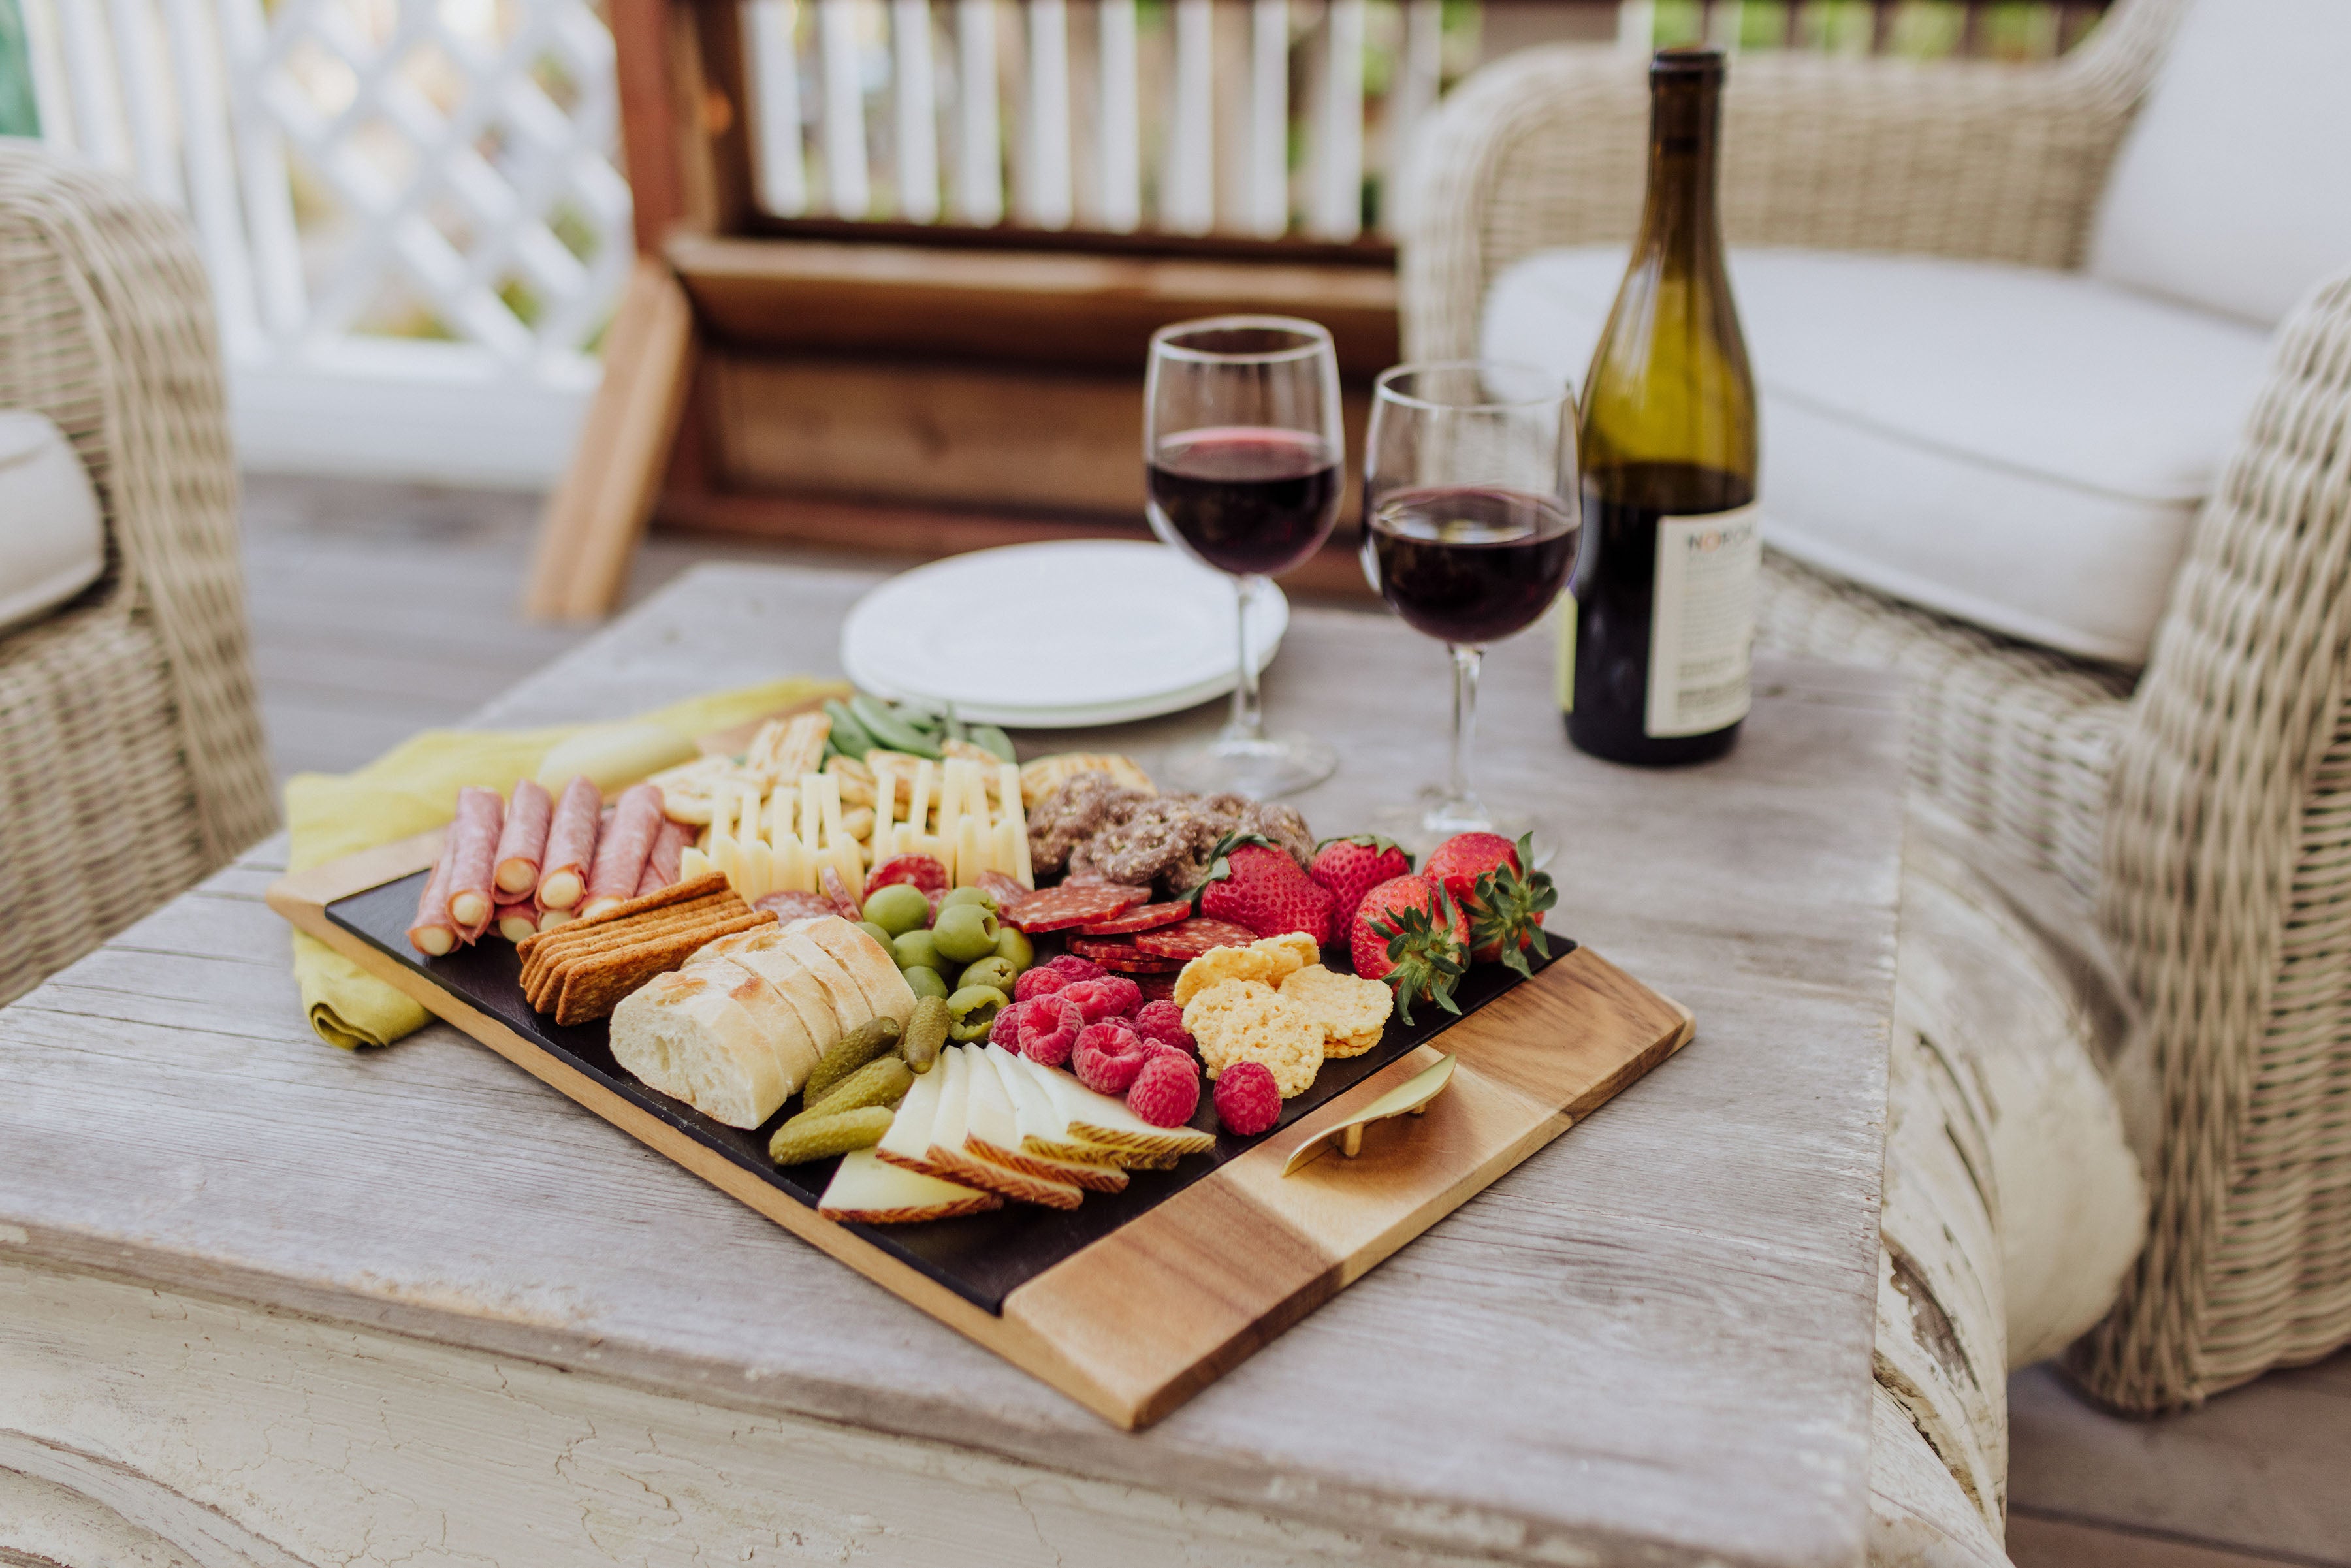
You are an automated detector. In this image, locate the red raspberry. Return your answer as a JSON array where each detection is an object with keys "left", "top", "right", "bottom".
[
  {"left": 1012, "top": 966, "right": 1069, "bottom": 1003},
  {"left": 1061, "top": 975, "right": 1142, "bottom": 1024},
  {"left": 1127, "top": 1052, "right": 1200, "bottom": 1128},
  {"left": 1132, "top": 999, "right": 1194, "bottom": 1057},
  {"left": 1017, "top": 997, "right": 1083, "bottom": 1067},
  {"left": 988, "top": 997, "right": 1031, "bottom": 1047},
  {"left": 1074, "top": 1020, "right": 1150, "bottom": 1095},
  {"left": 1046, "top": 953, "right": 1104, "bottom": 983},
  {"left": 1213, "top": 1061, "right": 1282, "bottom": 1136}
]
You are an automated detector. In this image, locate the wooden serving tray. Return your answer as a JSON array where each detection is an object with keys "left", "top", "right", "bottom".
[{"left": 272, "top": 835, "right": 1693, "bottom": 1428}]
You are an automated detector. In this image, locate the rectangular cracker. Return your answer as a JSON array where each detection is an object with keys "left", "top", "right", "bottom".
[
  {"left": 516, "top": 872, "right": 728, "bottom": 963},
  {"left": 520, "top": 893, "right": 743, "bottom": 994},
  {"left": 550, "top": 911, "right": 775, "bottom": 1025}
]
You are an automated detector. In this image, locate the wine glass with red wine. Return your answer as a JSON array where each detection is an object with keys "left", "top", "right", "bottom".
[
  {"left": 1145, "top": 316, "right": 1345, "bottom": 797},
  {"left": 1360, "top": 362, "right": 1580, "bottom": 854}
]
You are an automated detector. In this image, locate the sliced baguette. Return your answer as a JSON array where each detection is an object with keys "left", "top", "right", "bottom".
[
  {"left": 976, "top": 1046, "right": 1128, "bottom": 1191},
  {"left": 1014, "top": 1053, "right": 1217, "bottom": 1159},
  {"left": 819, "top": 1149, "right": 999, "bottom": 1224},
  {"left": 690, "top": 954, "right": 822, "bottom": 1091},
  {"left": 925, "top": 1048, "right": 1081, "bottom": 1209},
  {"left": 609, "top": 969, "right": 790, "bottom": 1128},
  {"left": 773, "top": 929, "right": 878, "bottom": 1039},
  {"left": 788, "top": 916, "right": 918, "bottom": 1029},
  {"left": 696, "top": 925, "right": 848, "bottom": 1057}
]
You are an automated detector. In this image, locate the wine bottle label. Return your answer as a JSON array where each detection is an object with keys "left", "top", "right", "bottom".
[{"left": 1645, "top": 503, "right": 1761, "bottom": 737}]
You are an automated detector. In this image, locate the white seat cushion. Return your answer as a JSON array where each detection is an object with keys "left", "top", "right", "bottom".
[
  {"left": 2088, "top": 0, "right": 2351, "bottom": 329},
  {"left": 0, "top": 411, "right": 105, "bottom": 635},
  {"left": 1482, "top": 248, "right": 2272, "bottom": 663}
]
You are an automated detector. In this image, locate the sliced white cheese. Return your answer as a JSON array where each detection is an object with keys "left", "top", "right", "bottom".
[
  {"left": 925, "top": 1048, "right": 1083, "bottom": 1209},
  {"left": 1016, "top": 1053, "right": 1217, "bottom": 1158},
  {"left": 926, "top": 1044, "right": 974, "bottom": 1160},
  {"left": 974, "top": 1046, "right": 1128, "bottom": 1192},
  {"left": 818, "top": 1148, "right": 999, "bottom": 1224},
  {"left": 874, "top": 1048, "right": 949, "bottom": 1177}
]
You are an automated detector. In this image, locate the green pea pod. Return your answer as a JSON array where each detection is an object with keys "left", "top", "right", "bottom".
[
  {"left": 850, "top": 696, "right": 942, "bottom": 759},
  {"left": 968, "top": 724, "right": 1016, "bottom": 763},
  {"left": 824, "top": 699, "right": 879, "bottom": 758},
  {"left": 941, "top": 705, "right": 967, "bottom": 743}
]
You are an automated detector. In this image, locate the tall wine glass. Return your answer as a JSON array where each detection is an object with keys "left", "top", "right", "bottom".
[
  {"left": 1145, "top": 316, "right": 1344, "bottom": 798},
  {"left": 1360, "top": 362, "right": 1580, "bottom": 855}
]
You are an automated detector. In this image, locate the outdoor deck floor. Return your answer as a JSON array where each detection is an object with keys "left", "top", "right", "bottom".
[{"left": 240, "top": 474, "right": 2351, "bottom": 1568}]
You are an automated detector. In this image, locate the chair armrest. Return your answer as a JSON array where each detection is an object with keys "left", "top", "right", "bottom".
[
  {"left": 2074, "top": 266, "right": 2351, "bottom": 1408},
  {"left": 1399, "top": 0, "right": 2179, "bottom": 360}
]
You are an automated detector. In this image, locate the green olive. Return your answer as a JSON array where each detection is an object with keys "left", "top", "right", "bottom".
[
  {"left": 992, "top": 924, "right": 1034, "bottom": 972},
  {"left": 931, "top": 903, "right": 1000, "bottom": 965},
  {"left": 958, "top": 955, "right": 1019, "bottom": 995},
  {"left": 940, "top": 886, "right": 998, "bottom": 914},
  {"left": 855, "top": 920, "right": 894, "bottom": 951},
  {"left": 901, "top": 965, "right": 950, "bottom": 1001},
  {"left": 863, "top": 882, "right": 931, "bottom": 936},
  {"left": 892, "top": 928, "right": 943, "bottom": 972},
  {"left": 946, "top": 984, "right": 1010, "bottom": 1042}
]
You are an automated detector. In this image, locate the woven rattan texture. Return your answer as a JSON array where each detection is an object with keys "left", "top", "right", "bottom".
[
  {"left": 0, "top": 149, "right": 274, "bottom": 1006},
  {"left": 1399, "top": 0, "right": 2351, "bottom": 1412}
]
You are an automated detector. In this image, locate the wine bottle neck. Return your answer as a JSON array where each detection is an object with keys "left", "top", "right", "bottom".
[{"left": 1633, "top": 61, "right": 1724, "bottom": 268}]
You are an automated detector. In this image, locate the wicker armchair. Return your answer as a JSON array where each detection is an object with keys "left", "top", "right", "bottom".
[
  {"left": 1400, "top": 0, "right": 2351, "bottom": 1418},
  {"left": 0, "top": 148, "right": 275, "bottom": 1006}
]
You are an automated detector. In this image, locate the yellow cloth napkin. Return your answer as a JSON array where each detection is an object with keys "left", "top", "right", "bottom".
[{"left": 285, "top": 677, "right": 844, "bottom": 1049}]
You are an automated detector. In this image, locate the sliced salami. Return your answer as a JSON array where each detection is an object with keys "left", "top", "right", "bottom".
[
  {"left": 1002, "top": 882, "right": 1150, "bottom": 933},
  {"left": 1134, "top": 918, "right": 1260, "bottom": 959},
  {"left": 869, "top": 854, "right": 949, "bottom": 895},
  {"left": 1134, "top": 971, "right": 1179, "bottom": 1002},
  {"left": 754, "top": 889, "right": 837, "bottom": 920},
  {"left": 819, "top": 864, "right": 863, "bottom": 920},
  {"left": 1074, "top": 946, "right": 1183, "bottom": 975},
  {"left": 975, "top": 869, "right": 1031, "bottom": 911},
  {"left": 1075, "top": 900, "right": 1191, "bottom": 936}
]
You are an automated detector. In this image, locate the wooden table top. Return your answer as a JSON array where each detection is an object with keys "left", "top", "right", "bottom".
[{"left": 0, "top": 564, "right": 1903, "bottom": 1568}]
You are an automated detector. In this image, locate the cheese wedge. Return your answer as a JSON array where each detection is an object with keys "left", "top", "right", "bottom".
[
  {"left": 694, "top": 925, "right": 846, "bottom": 1057},
  {"left": 609, "top": 968, "right": 792, "bottom": 1128},
  {"left": 687, "top": 953, "right": 823, "bottom": 1089},
  {"left": 875, "top": 1044, "right": 951, "bottom": 1177},
  {"left": 773, "top": 929, "right": 878, "bottom": 1038},
  {"left": 1014, "top": 1052, "right": 1217, "bottom": 1159},
  {"left": 925, "top": 1048, "right": 1081, "bottom": 1209},
  {"left": 980, "top": 1045, "right": 1131, "bottom": 1187},
  {"left": 787, "top": 916, "right": 918, "bottom": 1029},
  {"left": 819, "top": 1149, "right": 1000, "bottom": 1224},
  {"left": 965, "top": 1048, "right": 1127, "bottom": 1193}
]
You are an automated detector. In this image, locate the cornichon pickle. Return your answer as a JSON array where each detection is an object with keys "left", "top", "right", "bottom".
[
  {"left": 767, "top": 1106, "right": 893, "bottom": 1165},
  {"left": 803, "top": 1015, "right": 901, "bottom": 1102},
  {"left": 796, "top": 1055, "right": 912, "bottom": 1123},
  {"left": 899, "top": 994, "right": 950, "bottom": 1073},
  {"left": 946, "top": 984, "right": 1010, "bottom": 1043}
]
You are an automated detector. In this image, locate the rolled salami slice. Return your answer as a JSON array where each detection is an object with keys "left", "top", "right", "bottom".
[
  {"left": 443, "top": 786, "right": 505, "bottom": 930},
  {"left": 494, "top": 899, "right": 541, "bottom": 944},
  {"left": 536, "top": 775, "right": 602, "bottom": 912},
  {"left": 407, "top": 834, "right": 461, "bottom": 957},
  {"left": 494, "top": 779, "right": 554, "bottom": 895},
  {"left": 581, "top": 782, "right": 664, "bottom": 919},
  {"left": 635, "top": 816, "right": 695, "bottom": 897}
]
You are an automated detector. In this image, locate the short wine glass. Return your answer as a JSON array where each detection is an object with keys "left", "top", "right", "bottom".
[
  {"left": 1145, "top": 316, "right": 1345, "bottom": 799},
  {"left": 1360, "top": 362, "right": 1580, "bottom": 856}
]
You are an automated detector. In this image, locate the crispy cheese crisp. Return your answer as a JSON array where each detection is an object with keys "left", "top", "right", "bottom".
[
  {"left": 1280, "top": 964, "right": 1394, "bottom": 1058},
  {"left": 1173, "top": 945, "right": 1279, "bottom": 1006},
  {"left": 1254, "top": 932, "right": 1319, "bottom": 984},
  {"left": 1183, "top": 978, "right": 1325, "bottom": 1098}
]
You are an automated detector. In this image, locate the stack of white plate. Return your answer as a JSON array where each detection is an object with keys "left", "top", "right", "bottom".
[{"left": 839, "top": 541, "right": 1288, "bottom": 728}]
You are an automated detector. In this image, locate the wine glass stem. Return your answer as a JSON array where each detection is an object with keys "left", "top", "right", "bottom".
[
  {"left": 1222, "top": 574, "right": 1268, "bottom": 745},
  {"left": 1447, "top": 643, "right": 1482, "bottom": 810}
]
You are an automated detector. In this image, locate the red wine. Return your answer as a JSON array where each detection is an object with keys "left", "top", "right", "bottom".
[
  {"left": 1147, "top": 426, "right": 1341, "bottom": 576},
  {"left": 1363, "top": 486, "right": 1579, "bottom": 645},
  {"left": 1566, "top": 462, "right": 1757, "bottom": 765}
]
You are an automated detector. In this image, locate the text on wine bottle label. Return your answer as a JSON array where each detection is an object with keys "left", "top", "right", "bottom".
[{"left": 1645, "top": 504, "right": 1761, "bottom": 738}]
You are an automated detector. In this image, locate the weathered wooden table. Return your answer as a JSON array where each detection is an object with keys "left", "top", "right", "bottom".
[{"left": 0, "top": 564, "right": 1902, "bottom": 1568}]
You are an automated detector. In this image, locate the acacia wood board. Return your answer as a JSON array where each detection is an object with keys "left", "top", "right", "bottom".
[{"left": 270, "top": 835, "right": 1693, "bottom": 1428}]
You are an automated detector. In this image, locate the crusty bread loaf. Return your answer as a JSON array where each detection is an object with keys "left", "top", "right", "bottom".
[
  {"left": 609, "top": 968, "right": 792, "bottom": 1128},
  {"left": 771, "top": 928, "right": 876, "bottom": 1037},
  {"left": 788, "top": 916, "right": 918, "bottom": 1029},
  {"left": 690, "top": 953, "right": 822, "bottom": 1088}
]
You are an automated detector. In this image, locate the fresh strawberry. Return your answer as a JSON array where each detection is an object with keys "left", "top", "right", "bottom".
[
  {"left": 1194, "top": 834, "right": 1333, "bottom": 944},
  {"left": 1349, "top": 874, "right": 1468, "bottom": 1024},
  {"left": 1308, "top": 834, "right": 1413, "bottom": 941},
  {"left": 1424, "top": 832, "right": 1556, "bottom": 978}
]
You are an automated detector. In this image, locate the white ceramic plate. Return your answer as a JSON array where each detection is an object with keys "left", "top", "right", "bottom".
[{"left": 839, "top": 541, "right": 1287, "bottom": 728}]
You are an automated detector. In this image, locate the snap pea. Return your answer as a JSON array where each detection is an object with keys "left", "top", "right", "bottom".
[
  {"left": 850, "top": 696, "right": 942, "bottom": 759},
  {"left": 823, "top": 699, "right": 879, "bottom": 759},
  {"left": 968, "top": 724, "right": 1016, "bottom": 763}
]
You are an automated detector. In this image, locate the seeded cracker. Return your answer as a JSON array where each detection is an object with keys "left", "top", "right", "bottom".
[{"left": 1183, "top": 978, "right": 1325, "bottom": 1098}]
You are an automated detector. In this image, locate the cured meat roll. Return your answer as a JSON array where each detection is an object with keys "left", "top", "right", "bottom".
[
  {"left": 536, "top": 775, "right": 602, "bottom": 912},
  {"left": 494, "top": 779, "right": 553, "bottom": 896},
  {"left": 582, "top": 782, "right": 664, "bottom": 919},
  {"left": 635, "top": 815, "right": 695, "bottom": 897},
  {"left": 494, "top": 899, "right": 541, "bottom": 944},
  {"left": 444, "top": 786, "right": 505, "bottom": 931},
  {"left": 408, "top": 833, "right": 461, "bottom": 957}
]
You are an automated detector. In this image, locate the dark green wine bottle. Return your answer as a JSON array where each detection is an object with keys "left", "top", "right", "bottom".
[{"left": 1561, "top": 48, "right": 1760, "bottom": 766}]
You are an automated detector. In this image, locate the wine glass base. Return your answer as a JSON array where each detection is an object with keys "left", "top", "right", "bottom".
[
  {"left": 1370, "top": 796, "right": 1550, "bottom": 865},
  {"left": 1160, "top": 731, "right": 1337, "bottom": 799}
]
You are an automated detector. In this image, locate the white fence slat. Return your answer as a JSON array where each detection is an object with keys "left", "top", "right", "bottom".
[
  {"left": 1019, "top": 0, "right": 1072, "bottom": 229},
  {"left": 1165, "top": 0, "right": 1213, "bottom": 235},
  {"left": 1310, "top": 0, "right": 1364, "bottom": 240},
  {"left": 157, "top": 0, "right": 260, "bottom": 351},
  {"left": 1382, "top": 0, "right": 1441, "bottom": 235},
  {"left": 1245, "top": 0, "right": 1286, "bottom": 238},
  {"left": 744, "top": 0, "right": 809, "bottom": 216},
  {"left": 1617, "top": 0, "right": 1657, "bottom": 56},
  {"left": 1095, "top": 0, "right": 1140, "bottom": 232},
  {"left": 890, "top": 0, "right": 939, "bottom": 221},
  {"left": 54, "top": 0, "right": 129, "bottom": 171},
  {"left": 105, "top": 0, "right": 184, "bottom": 206},
  {"left": 17, "top": 0, "right": 81, "bottom": 155},
  {"left": 953, "top": 0, "right": 1000, "bottom": 225},
  {"left": 213, "top": 0, "right": 304, "bottom": 342},
  {"left": 819, "top": 0, "right": 871, "bottom": 217}
]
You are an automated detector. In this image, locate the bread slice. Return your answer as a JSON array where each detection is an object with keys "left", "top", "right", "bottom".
[
  {"left": 819, "top": 1149, "right": 1000, "bottom": 1224},
  {"left": 973, "top": 1046, "right": 1128, "bottom": 1191},
  {"left": 1013, "top": 1052, "right": 1216, "bottom": 1159},
  {"left": 788, "top": 916, "right": 918, "bottom": 1029},
  {"left": 924, "top": 1048, "right": 1082, "bottom": 1209},
  {"left": 694, "top": 925, "right": 846, "bottom": 1057},
  {"left": 773, "top": 928, "right": 877, "bottom": 1038},
  {"left": 609, "top": 968, "right": 790, "bottom": 1128},
  {"left": 689, "top": 954, "right": 822, "bottom": 1091}
]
